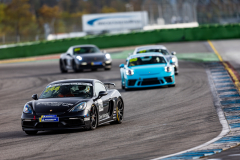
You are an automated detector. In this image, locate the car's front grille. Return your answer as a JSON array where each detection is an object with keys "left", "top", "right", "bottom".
[
  {"left": 128, "top": 80, "right": 137, "bottom": 86},
  {"left": 164, "top": 76, "right": 173, "bottom": 83},
  {"left": 82, "top": 57, "right": 104, "bottom": 61},
  {"left": 142, "top": 78, "right": 160, "bottom": 86},
  {"left": 36, "top": 123, "right": 61, "bottom": 128}
]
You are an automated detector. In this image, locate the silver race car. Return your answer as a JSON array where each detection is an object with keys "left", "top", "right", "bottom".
[
  {"left": 60, "top": 45, "right": 112, "bottom": 73},
  {"left": 132, "top": 45, "right": 179, "bottom": 75}
]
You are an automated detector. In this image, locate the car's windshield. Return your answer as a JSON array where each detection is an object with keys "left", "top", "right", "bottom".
[
  {"left": 73, "top": 47, "right": 99, "bottom": 55},
  {"left": 128, "top": 56, "right": 166, "bottom": 67},
  {"left": 137, "top": 48, "right": 169, "bottom": 55},
  {"left": 40, "top": 83, "right": 93, "bottom": 99}
]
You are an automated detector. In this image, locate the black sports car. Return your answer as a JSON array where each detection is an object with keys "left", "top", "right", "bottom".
[
  {"left": 21, "top": 79, "right": 124, "bottom": 135},
  {"left": 59, "top": 44, "right": 112, "bottom": 73}
]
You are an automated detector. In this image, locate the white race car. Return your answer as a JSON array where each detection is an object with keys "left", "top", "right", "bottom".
[{"left": 132, "top": 45, "right": 179, "bottom": 75}]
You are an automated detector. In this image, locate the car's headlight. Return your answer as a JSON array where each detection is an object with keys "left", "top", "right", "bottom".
[
  {"left": 70, "top": 102, "right": 87, "bottom": 112},
  {"left": 165, "top": 66, "right": 172, "bottom": 72},
  {"left": 105, "top": 53, "right": 111, "bottom": 59},
  {"left": 126, "top": 69, "right": 134, "bottom": 75},
  {"left": 23, "top": 104, "right": 33, "bottom": 114},
  {"left": 171, "top": 57, "right": 176, "bottom": 62},
  {"left": 76, "top": 56, "right": 82, "bottom": 61}
]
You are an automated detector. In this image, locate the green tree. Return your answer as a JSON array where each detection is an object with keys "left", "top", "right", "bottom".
[
  {"left": 101, "top": 6, "right": 117, "bottom": 13},
  {"left": 38, "top": 4, "right": 61, "bottom": 34},
  {"left": 3, "top": 0, "right": 35, "bottom": 41},
  {"left": 0, "top": 3, "right": 6, "bottom": 36}
]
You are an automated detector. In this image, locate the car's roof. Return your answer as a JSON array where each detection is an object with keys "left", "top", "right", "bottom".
[
  {"left": 135, "top": 45, "right": 167, "bottom": 50},
  {"left": 128, "top": 52, "right": 164, "bottom": 59},
  {"left": 50, "top": 79, "right": 99, "bottom": 85},
  {"left": 69, "top": 44, "right": 98, "bottom": 49}
]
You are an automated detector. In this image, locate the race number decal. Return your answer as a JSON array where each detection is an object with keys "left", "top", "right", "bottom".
[{"left": 97, "top": 99, "right": 103, "bottom": 112}]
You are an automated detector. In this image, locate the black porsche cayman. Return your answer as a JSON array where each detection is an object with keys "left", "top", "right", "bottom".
[{"left": 21, "top": 79, "right": 124, "bottom": 135}]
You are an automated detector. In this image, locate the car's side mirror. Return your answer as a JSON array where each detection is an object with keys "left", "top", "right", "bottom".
[
  {"left": 171, "top": 51, "right": 176, "bottom": 55},
  {"left": 94, "top": 91, "right": 108, "bottom": 101},
  {"left": 99, "top": 91, "right": 108, "bottom": 97},
  {"left": 119, "top": 64, "right": 124, "bottom": 68},
  {"left": 32, "top": 94, "right": 38, "bottom": 100},
  {"left": 66, "top": 53, "right": 71, "bottom": 56},
  {"left": 169, "top": 59, "right": 174, "bottom": 65}
]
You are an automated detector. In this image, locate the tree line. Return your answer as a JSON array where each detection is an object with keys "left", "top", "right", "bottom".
[{"left": 0, "top": 0, "right": 142, "bottom": 43}]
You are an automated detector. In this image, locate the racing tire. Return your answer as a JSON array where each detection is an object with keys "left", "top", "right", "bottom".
[
  {"left": 25, "top": 131, "right": 38, "bottom": 135},
  {"left": 72, "top": 61, "right": 81, "bottom": 73},
  {"left": 104, "top": 67, "right": 111, "bottom": 71},
  {"left": 121, "top": 83, "right": 125, "bottom": 89},
  {"left": 60, "top": 60, "right": 68, "bottom": 73},
  {"left": 175, "top": 73, "right": 178, "bottom": 75},
  {"left": 168, "top": 84, "right": 176, "bottom": 87},
  {"left": 86, "top": 106, "right": 98, "bottom": 130},
  {"left": 110, "top": 98, "right": 124, "bottom": 124}
]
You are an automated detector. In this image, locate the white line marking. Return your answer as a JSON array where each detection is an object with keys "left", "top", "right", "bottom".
[
  {"left": 228, "top": 154, "right": 240, "bottom": 156},
  {"left": 151, "top": 68, "right": 230, "bottom": 160}
]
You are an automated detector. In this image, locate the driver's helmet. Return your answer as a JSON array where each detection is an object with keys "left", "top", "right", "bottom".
[{"left": 78, "top": 85, "right": 90, "bottom": 93}]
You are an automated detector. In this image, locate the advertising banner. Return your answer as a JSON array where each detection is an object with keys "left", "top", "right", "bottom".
[{"left": 82, "top": 11, "right": 148, "bottom": 32}]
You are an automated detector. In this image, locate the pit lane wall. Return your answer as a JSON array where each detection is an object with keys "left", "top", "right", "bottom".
[{"left": 1, "top": 24, "right": 240, "bottom": 60}]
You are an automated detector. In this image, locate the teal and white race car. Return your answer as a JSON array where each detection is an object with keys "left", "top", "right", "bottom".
[{"left": 119, "top": 53, "right": 175, "bottom": 91}]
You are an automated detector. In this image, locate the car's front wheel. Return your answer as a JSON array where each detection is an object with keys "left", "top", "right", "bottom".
[
  {"left": 72, "top": 61, "right": 82, "bottom": 73},
  {"left": 87, "top": 106, "right": 98, "bottom": 130},
  {"left": 121, "top": 82, "right": 125, "bottom": 89},
  {"left": 168, "top": 84, "right": 176, "bottom": 87},
  {"left": 60, "top": 60, "right": 68, "bottom": 73},
  {"left": 25, "top": 131, "right": 38, "bottom": 135},
  {"left": 104, "top": 67, "right": 111, "bottom": 70}
]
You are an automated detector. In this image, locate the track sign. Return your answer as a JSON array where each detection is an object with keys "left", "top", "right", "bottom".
[{"left": 82, "top": 11, "right": 148, "bottom": 32}]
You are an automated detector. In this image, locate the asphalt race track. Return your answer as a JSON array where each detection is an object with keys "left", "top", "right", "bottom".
[
  {"left": 0, "top": 42, "right": 224, "bottom": 160},
  {"left": 203, "top": 39, "right": 240, "bottom": 160}
]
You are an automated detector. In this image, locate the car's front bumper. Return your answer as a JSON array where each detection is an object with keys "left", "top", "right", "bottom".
[
  {"left": 21, "top": 112, "right": 91, "bottom": 131},
  {"left": 76, "top": 61, "right": 112, "bottom": 69},
  {"left": 124, "top": 75, "right": 175, "bottom": 89}
]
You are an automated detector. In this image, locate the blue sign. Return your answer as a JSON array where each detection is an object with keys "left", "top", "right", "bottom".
[
  {"left": 92, "top": 62, "right": 102, "bottom": 65},
  {"left": 39, "top": 115, "right": 59, "bottom": 122},
  {"left": 87, "top": 16, "right": 132, "bottom": 26}
]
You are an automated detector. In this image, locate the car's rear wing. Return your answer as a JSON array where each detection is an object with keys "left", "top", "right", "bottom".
[{"left": 104, "top": 82, "right": 116, "bottom": 89}]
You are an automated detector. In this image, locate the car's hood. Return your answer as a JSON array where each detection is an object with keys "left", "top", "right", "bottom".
[
  {"left": 129, "top": 64, "right": 167, "bottom": 75},
  {"left": 33, "top": 98, "right": 86, "bottom": 114}
]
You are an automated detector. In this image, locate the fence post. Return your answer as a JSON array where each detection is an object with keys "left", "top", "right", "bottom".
[
  {"left": 17, "top": 35, "right": 20, "bottom": 43},
  {"left": 2, "top": 34, "right": 5, "bottom": 44}
]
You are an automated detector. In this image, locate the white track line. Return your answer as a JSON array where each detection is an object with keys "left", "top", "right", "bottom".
[{"left": 151, "top": 68, "right": 230, "bottom": 160}]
